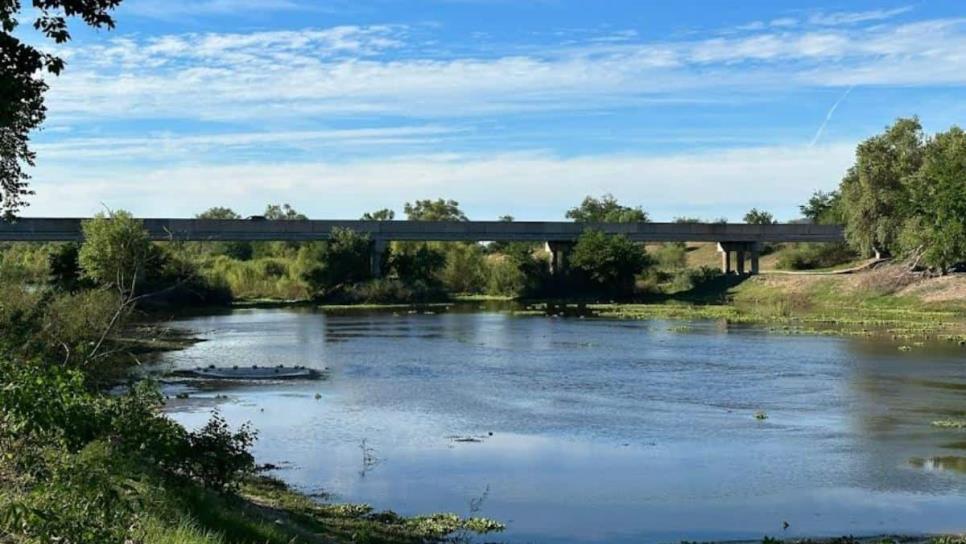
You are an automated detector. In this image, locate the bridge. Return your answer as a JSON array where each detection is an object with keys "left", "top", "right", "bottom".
[{"left": 0, "top": 218, "right": 844, "bottom": 277}]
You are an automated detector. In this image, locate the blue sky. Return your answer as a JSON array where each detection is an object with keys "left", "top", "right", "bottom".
[{"left": 23, "top": 0, "right": 966, "bottom": 220}]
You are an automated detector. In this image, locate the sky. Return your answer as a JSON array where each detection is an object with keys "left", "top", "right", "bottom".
[{"left": 20, "top": 0, "right": 966, "bottom": 221}]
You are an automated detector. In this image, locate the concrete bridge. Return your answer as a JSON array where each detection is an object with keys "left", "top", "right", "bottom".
[{"left": 0, "top": 218, "right": 844, "bottom": 277}]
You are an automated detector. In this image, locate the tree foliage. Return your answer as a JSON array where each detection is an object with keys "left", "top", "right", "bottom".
[
  {"left": 403, "top": 199, "right": 467, "bottom": 221},
  {"left": 570, "top": 230, "right": 649, "bottom": 296},
  {"left": 799, "top": 190, "right": 843, "bottom": 225},
  {"left": 743, "top": 208, "right": 776, "bottom": 225},
  {"left": 264, "top": 203, "right": 307, "bottom": 221},
  {"left": 361, "top": 208, "right": 395, "bottom": 221},
  {"left": 1, "top": 0, "right": 123, "bottom": 217},
  {"left": 840, "top": 117, "right": 925, "bottom": 257},
  {"left": 299, "top": 228, "right": 372, "bottom": 294},
  {"left": 900, "top": 126, "right": 966, "bottom": 271},
  {"left": 77, "top": 211, "right": 153, "bottom": 295},
  {"left": 566, "top": 194, "right": 648, "bottom": 223}
]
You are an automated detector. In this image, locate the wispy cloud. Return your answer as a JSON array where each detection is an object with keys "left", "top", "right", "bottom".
[
  {"left": 45, "top": 16, "right": 966, "bottom": 124},
  {"left": 808, "top": 6, "right": 913, "bottom": 26},
  {"left": 123, "top": 0, "right": 317, "bottom": 19}
]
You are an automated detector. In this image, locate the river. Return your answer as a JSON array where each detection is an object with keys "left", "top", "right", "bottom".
[{"left": 150, "top": 306, "right": 966, "bottom": 543}]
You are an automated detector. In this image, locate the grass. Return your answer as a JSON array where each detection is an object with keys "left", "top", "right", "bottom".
[
  {"left": 94, "top": 475, "right": 505, "bottom": 544},
  {"left": 932, "top": 419, "right": 966, "bottom": 429},
  {"left": 589, "top": 266, "right": 966, "bottom": 343}
]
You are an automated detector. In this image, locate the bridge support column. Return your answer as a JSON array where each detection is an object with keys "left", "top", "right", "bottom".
[
  {"left": 370, "top": 239, "right": 388, "bottom": 278},
  {"left": 545, "top": 241, "right": 574, "bottom": 278},
  {"left": 717, "top": 242, "right": 760, "bottom": 276}
]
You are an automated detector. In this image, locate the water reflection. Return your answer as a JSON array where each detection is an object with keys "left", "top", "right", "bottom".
[{"left": 153, "top": 307, "right": 966, "bottom": 543}]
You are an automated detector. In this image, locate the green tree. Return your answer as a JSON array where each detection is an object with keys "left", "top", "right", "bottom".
[
  {"left": 841, "top": 117, "right": 925, "bottom": 258},
  {"left": 389, "top": 243, "right": 446, "bottom": 285},
  {"left": 441, "top": 242, "right": 487, "bottom": 293},
  {"left": 196, "top": 207, "right": 241, "bottom": 220},
  {"left": 47, "top": 242, "right": 86, "bottom": 291},
  {"left": 264, "top": 203, "right": 307, "bottom": 221},
  {"left": 900, "top": 126, "right": 966, "bottom": 271},
  {"left": 403, "top": 199, "right": 467, "bottom": 221},
  {"left": 196, "top": 207, "right": 252, "bottom": 260},
  {"left": 800, "top": 190, "right": 843, "bottom": 224},
  {"left": 361, "top": 208, "right": 395, "bottom": 221},
  {"left": 300, "top": 228, "right": 372, "bottom": 294},
  {"left": 743, "top": 208, "right": 776, "bottom": 225},
  {"left": 1, "top": 1, "right": 123, "bottom": 217},
  {"left": 566, "top": 194, "right": 648, "bottom": 223},
  {"left": 570, "top": 230, "right": 649, "bottom": 296},
  {"left": 78, "top": 211, "right": 153, "bottom": 295}
]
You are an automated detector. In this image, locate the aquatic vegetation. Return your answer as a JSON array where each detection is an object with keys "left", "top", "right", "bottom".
[{"left": 932, "top": 419, "right": 966, "bottom": 429}]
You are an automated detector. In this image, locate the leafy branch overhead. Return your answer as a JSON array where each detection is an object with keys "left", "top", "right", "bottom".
[{"left": 0, "top": 0, "right": 122, "bottom": 217}]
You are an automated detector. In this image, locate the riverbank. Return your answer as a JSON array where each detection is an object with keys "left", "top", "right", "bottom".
[
  {"left": 136, "top": 474, "right": 503, "bottom": 544},
  {"left": 225, "top": 265, "right": 966, "bottom": 345},
  {"left": 590, "top": 266, "right": 966, "bottom": 344}
]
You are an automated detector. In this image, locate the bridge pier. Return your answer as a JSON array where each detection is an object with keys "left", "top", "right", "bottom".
[
  {"left": 545, "top": 241, "right": 574, "bottom": 277},
  {"left": 369, "top": 239, "right": 388, "bottom": 278},
  {"left": 717, "top": 242, "right": 760, "bottom": 276}
]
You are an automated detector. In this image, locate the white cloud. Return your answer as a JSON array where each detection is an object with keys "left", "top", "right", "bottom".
[
  {"left": 26, "top": 143, "right": 855, "bottom": 221},
  {"left": 123, "top": 0, "right": 315, "bottom": 18},
  {"left": 808, "top": 6, "right": 913, "bottom": 26},
  {"left": 33, "top": 126, "right": 461, "bottom": 160},
  {"left": 43, "top": 17, "right": 966, "bottom": 124}
]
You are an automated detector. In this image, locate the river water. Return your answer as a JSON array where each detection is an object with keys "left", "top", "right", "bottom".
[{"left": 151, "top": 306, "right": 966, "bottom": 543}]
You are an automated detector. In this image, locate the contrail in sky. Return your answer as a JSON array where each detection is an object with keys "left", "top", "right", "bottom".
[{"left": 810, "top": 86, "right": 855, "bottom": 147}]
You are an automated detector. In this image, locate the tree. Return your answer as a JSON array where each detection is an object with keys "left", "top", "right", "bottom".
[
  {"left": 566, "top": 194, "right": 648, "bottom": 223},
  {"left": 196, "top": 207, "right": 241, "bottom": 220},
  {"left": 195, "top": 207, "right": 251, "bottom": 260},
  {"left": 389, "top": 243, "right": 446, "bottom": 285},
  {"left": 264, "top": 203, "right": 307, "bottom": 221},
  {"left": 441, "top": 242, "right": 486, "bottom": 293},
  {"left": 362, "top": 209, "right": 395, "bottom": 221},
  {"left": 78, "top": 211, "right": 154, "bottom": 295},
  {"left": 404, "top": 199, "right": 467, "bottom": 221},
  {"left": 743, "top": 208, "right": 776, "bottom": 225},
  {"left": 1, "top": 0, "right": 123, "bottom": 217},
  {"left": 799, "top": 191, "right": 843, "bottom": 224},
  {"left": 841, "top": 117, "right": 925, "bottom": 258},
  {"left": 900, "top": 126, "right": 966, "bottom": 272},
  {"left": 300, "top": 228, "right": 371, "bottom": 293},
  {"left": 570, "top": 230, "right": 649, "bottom": 296}
]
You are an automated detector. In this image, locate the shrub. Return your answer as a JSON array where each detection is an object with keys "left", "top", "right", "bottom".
[
  {"left": 570, "top": 230, "right": 650, "bottom": 296},
  {"left": 485, "top": 254, "right": 526, "bottom": 297},
  {"left": 653, "top": 243, "right": 688, "bottom": 271},
  {"left": 440, "top": 243, "right": 487, "bottom": 294},
  {"left": 776, "top": 243, "right": 857, "bottom": 270},
  {"left": 668, "top": 266, "right": 724, "bottom": 293}
]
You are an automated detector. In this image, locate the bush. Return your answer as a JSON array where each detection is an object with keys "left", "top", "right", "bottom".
[
  {"left": 570, "top": 230, "right": 650, "bottom": 297},
  {"left": 441, "top": 243, "right": 487, "bottom": 294},
  {"left": 485, "top": 254, "right": 526, "bottom": 297},
  {"left": 668, "top": 266, "right": 723, "bottom": 292},
  {"left": 653, "top": 243, "right": 688, "bottom": 271},
  {"left": 776, "top": 243, "right": 857, "bottom": 270}
]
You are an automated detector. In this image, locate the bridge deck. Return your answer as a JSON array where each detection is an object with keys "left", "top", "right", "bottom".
[{"left": 0, "top": 218, "right": 844, "bottom": 243}]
